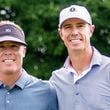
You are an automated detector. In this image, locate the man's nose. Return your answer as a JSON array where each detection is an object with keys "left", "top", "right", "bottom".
[
  {"left": 71, "top": 27, "right": 79, "bottom": 36},
  {"left": 4, "top": 48, "right": 13, "bottom": 55}
]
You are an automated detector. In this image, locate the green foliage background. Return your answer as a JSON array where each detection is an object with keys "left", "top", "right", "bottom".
[{"left": 0, "top": 0, "right": 110, "bottom": 79}]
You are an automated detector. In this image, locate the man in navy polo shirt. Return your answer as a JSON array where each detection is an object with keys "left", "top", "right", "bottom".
[{"left": 0, "top": 20, "right": 58, "bottom": 110}]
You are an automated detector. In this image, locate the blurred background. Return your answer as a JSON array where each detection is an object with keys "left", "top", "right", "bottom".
[{"left": 0, "top": 0, "right": 110, "bottom": 79}]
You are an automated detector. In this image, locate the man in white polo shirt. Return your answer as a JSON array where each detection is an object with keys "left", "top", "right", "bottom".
[{"left": 50, "top": 5, "right": 110, "bottom": 110}]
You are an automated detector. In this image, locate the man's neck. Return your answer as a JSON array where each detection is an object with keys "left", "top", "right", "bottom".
[
  {"left": 0, "top": 71, "right": 22, "bottom": 88},
  {"left": 69, "top": 47, "right": 93, "bottom": 75}
]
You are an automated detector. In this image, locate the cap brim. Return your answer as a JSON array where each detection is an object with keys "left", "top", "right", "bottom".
[{"left": 0, "top": 36, "right": 27, "bottom": 46}]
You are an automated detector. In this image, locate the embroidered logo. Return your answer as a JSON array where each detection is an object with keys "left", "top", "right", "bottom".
[{"left": 5, "top": 28, "right": 11, "bottom": 33}]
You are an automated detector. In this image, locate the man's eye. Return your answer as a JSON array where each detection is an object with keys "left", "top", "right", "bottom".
[
  {"left": 0, "top": 45, "right": 4, "bottom": 48},
  {"left": 78, "top": 25, "right": 83, "bottom": 27},
  {"left": 77, "top": 23, "right": 87, "bottom": 28},
  {"left": 63, "top": 25, "right": 72, "bottom": 29},
  {"left": 65, "top": 26, "right": 71, "bottom": 28},
  {"left": 11, "top": 45, "right": 18, "bottom": 47},
  {"left": 11, "top": 45, "right": 20, "bottom": 50}
]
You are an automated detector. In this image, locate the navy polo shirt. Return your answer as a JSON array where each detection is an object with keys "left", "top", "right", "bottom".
[{"left": 0, "top": 69, "right": 58, "bottom": 110}]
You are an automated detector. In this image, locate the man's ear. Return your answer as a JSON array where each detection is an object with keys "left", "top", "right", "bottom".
[
  {"left": 90, "top": 24, "right": 95, "bottom": 37},
  {"left": 22, "top": 46, "right": 27, "bottom": 58},
  {"left": 58, "top": 28, "right": 64, "bottom": 41}
]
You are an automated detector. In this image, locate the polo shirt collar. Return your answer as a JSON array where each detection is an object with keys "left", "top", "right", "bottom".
[
  {"left": 15, "top": 69, "right": 30, "bottom": 89},
  {"left": 91, "top": 47, "right": 102, "bottom": 66},
  {"left": 0, "top": 69, "right": 31, "bottom": 89},
  {"left": 63, "top": 47, "right": 102, "bottom": 69}
]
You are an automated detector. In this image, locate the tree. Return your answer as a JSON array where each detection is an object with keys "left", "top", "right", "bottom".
[{"left": 0, "top": 0, "right": 110, "bottom": 79}]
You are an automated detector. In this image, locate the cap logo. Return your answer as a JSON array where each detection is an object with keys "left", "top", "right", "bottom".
[
  {"left": 70, "top": 7, "right": 76, "bottom": 12},
  {"left": 5, "top": 28, "right": 11, "bottom": 33}
]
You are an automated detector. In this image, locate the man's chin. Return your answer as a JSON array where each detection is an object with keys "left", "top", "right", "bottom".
[{"left": 3, "top": 69, "right": 17, "bottom": 75}]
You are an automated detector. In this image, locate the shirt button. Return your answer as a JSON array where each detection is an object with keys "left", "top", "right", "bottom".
[
  {"left": 75, "top": 82, "right": 79, "bottom": 84},
  {"left": 6, "top": 100, "right": 10, "bottom": 103},
  {"left": 76, "top": 93, "right": 79, "bottom": 95},
  {"left": 3, "top": 84, "right": 6, "bottom": 88},
  {"left": 7, "top": 92, "right": 10, "bottom": 94}
]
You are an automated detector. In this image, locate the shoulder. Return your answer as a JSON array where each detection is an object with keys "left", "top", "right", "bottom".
[
  {"left": 22, "top": 71, "right": 51, "bottom": 91},
  {"left": 101, "top": 55, "right": 110, "bottom": 62},
  {"left": 27, "top": 75, "right": 52, "bottom": 90},
  {"left": 42, "top": 80, "right": 57, "bottom": 95},
  {"left": 51, "top": 66, "right": 70, "bottom": 79},
  {"left": 99, "top": 54, "right": 110, "bottom": 68},
  {"left": 27, "top": 74, "right": 58, "bottom": 95},
  {"left": 93, "top": 47, "right": 110, "bottom": 62}
]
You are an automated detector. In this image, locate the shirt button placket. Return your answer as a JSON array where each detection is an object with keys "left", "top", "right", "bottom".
[
  {"left": 74, "top": 81, "right": 81, "bottom": 110},
  {"left": 6, "top": 91, "right": 11, "bottom": 105}
]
